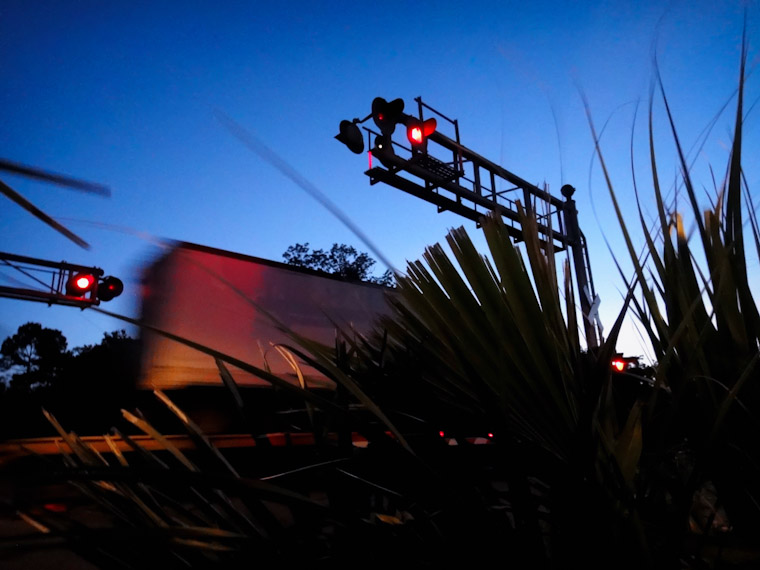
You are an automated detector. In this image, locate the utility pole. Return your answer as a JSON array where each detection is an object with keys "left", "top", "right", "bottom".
[{"left": 337, "top": 96, "right": 601, "bottom": 350}]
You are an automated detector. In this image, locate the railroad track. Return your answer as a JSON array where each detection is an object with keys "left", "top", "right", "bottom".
[{"left": 0, "top": 432, "right": 493, "bottom": 464}]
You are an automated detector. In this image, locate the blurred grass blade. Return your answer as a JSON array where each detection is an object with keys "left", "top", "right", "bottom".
[
  {"left": 0, "top": 158, "right": 110, "bottom": 195},
  {"left": 121, "top": 409, "right": 198, "bottom": 472},
  {"left": 614, "top": 400, "right": 643, "bottom": 486},
  {"left": 0, "top": 179, "right": 90, "bottom": 249},
  {"left": 153, "top": 389, "right": 241, "bottom": 478}
]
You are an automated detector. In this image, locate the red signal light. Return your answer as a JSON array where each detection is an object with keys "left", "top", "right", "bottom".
[
  {"left": 66, "top": 272, "right": 96, "bottom": 296},
  {"left": 406, "top": 117, "right": 437, "bottom": 150},
  {"left": 611, "top": 359, "right": 626, "bottom": 372},
  {"left": 64, "top": 271, "right": 122, "bottom": 302}
]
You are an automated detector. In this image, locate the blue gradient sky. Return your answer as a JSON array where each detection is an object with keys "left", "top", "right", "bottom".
[{"left": 1, "top": 1, "right": 758, "bottom": 361}]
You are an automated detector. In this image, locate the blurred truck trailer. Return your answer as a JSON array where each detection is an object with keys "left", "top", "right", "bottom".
[{"left": 138, "top": 242, "right": 392, "bottom": 392}]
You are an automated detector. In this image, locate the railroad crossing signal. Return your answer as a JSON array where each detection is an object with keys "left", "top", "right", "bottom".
[
  {"left": 371, "top": 135, "right": 397, "bottom": 169},
  {"left": 0, "top": 252, "right": 123, "bottom": 308},
  {"left": 335, "top": 120, "right": 364, "bottom": 154},
  {"left": 335, "top": 96, "right": 602, "bottom": 350},
  {"left": 611, "top": 354, "right": 639, "bottom": 372},
  {"left": 98, "top": 276, "right": 124, "bottom": 301},
  {"left": 406, "top": 117, "right": 437, "bottom": 152},
  {"left": 66, "top": 272, "right": 97, "bottom": 296},
  {"left": 371, "top": 97, "right": 405, "bottom": 136},
  {"left": 66, "top": 272, "right": 124, "bottom": 302}
]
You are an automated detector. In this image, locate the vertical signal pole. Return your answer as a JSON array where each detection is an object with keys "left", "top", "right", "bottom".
[{"left": 561, "top": 185, "right": 599, "bottom": 350}]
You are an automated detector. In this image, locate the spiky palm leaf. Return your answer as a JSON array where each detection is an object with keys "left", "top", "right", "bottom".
[{"left": 586, "top": 29, "right": 760, "bottom": 562}]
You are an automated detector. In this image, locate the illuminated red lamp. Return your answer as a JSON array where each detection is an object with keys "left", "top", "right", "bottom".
[
  {"left": 406, "top": 117, "right": 437, "bottom": 150},
  {"left": 66, "top": 272, "right": 96, "bottom": 296},
  {"left": 611, "top": 359, "right": 626, "bottom": 372},
  {"left": 409, "top": 125, "right": 423, "bottom": 144}
]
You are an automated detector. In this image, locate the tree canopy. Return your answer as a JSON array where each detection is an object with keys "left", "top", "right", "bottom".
[
  {"left": 282, "top": 243, "right": 394, "bottom": 286},
  {"left": 1, "top": 322, "right": 68, "bottom": 390},
  {"left": 0, "top": 323, "right": 139, "bottom": 437}
]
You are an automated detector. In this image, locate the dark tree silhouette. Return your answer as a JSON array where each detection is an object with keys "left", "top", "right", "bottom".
[
  {"left": 52, "top": 329, "right": 139, "bottom": 431},
  {"left": 1, "top": 322, "right": 69, "bottom": 391},
  {"left": 283, "top": 243, "right": 394, "bottom": 286},
  {"left": 0, "top": 326, "right": 140, "bottom": 437}
]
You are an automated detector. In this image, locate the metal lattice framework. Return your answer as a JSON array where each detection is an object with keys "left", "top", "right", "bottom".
[
  {"left": 339, "top": 96, "right": 602, "bottom": 348},
  {"left": 0, "top": 252, "right": 104, "bottom": 308}
]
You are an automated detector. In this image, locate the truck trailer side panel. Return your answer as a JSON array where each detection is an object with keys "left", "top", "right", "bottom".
[{"left": 139, "top": 243, "right": 392, "bottom": 390}]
